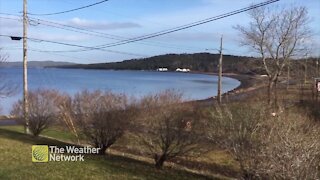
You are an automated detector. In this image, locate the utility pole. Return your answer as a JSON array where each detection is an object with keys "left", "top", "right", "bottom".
[
  {"left": 316, "top": 58, "right": 319, "bottom": 77},
  {"left": 217, "top": 35, "right": 223, "bottom": 103},
  {"left": 286, "top": 60, "right": 290, "bottom": 90},
  {"left": 23, "top": 0, "right": 29, "bottom": 134},
  {"left": 304, "top": 54, "right": 307, "bottom": 84}
]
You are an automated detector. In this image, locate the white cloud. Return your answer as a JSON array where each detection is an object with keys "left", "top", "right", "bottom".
[
  {"left": 34, "top": 33, "right": 90, "bottom": 42},
  {"left": 0, "top": 18, "right": 22, "bottom": 36},
  {"left": 66, "top": 17, "right": 142, "bottom": 30}
]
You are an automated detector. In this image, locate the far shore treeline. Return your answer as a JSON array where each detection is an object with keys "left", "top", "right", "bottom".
[{"left": 53, "top": 53, "right": 319, "bottom": 77}]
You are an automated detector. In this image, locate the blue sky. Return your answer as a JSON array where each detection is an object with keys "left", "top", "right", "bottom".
[{"left": 0, "top": 0, "right": 319, "bottom": 64}]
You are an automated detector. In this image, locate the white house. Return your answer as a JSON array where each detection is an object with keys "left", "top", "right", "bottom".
[
  {"left": 157, "top": 68, "right": 168, "bottom": 72},
  {"left": 176, "top": 68, "right": 190, "bottom": 72}
]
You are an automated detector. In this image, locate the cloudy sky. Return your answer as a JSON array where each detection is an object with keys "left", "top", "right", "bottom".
[{"left": 0, "top": 0, "right": 319, "bottom": 64}]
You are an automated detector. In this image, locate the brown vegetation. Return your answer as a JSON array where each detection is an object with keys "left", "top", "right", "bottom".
[
  {"left": 207, "top": 93, "right": 320, "bottom": 179},
  {"left": 11, "top": 89, "right": 61, "bottom": 136},
  {"left": 135, "top": 90, "right": 203, "bottom": 168},
  {"left": 59, "top": 90, "right": 132, "bottom": 154}
]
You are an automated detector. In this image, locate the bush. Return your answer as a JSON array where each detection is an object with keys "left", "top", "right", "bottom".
[
  {"left": 136, "top": 90, "right": 202, "bottom": 169},
  {"left": 11, "top": 89, "right": 61, "bottom": 136},
  {"left": 61, "top": 90, "right": 132, "bottom": 155},
  {"left": 207, "top": 103, "right": 267, "bottom": 178},
  {"left": 208, "top": 103, "right": 320, "bottom": 179}
]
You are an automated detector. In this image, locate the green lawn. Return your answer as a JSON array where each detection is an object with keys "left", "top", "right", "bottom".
[
  {"left": 0, "top": 126, "right": 222, "bottom": 180},
  {"left": 0, "top": 125, "right": 75, "bottom": 142}
]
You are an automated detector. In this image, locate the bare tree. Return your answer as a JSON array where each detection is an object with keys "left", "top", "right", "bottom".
[
  {"left": 260, "top": 111, "right": 320, "bottom": 179},
  {"left": 136, "top": 90, "right": 201, "bottom": 169},
  {"left": 208, "top": 103, "right": 320, "bottom": 179},
  {"left": 68, "top": 90, "right": 131, "bottom": 155},
  {"left": 235, "top": 6, "right": 311, "bottom": 104},
  {"left": 56, "top": 93, "right": 81, "bottom": 144},
  {"left": 11, "top": 89, "right": 61, "bottom": 136},
  {"left": 208, "top": 103, "right": 268, "bottom": 178}
]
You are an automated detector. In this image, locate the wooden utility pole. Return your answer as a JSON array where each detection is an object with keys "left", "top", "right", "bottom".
[
  {"left": 217, "top": 35, "right": 223, "bottom": 103},
  {"left": 286, "top": 60, "right": 290, "bottom": 90},
  {"left": 304, "top": 55, "right": 307, "bottom": 84},
  {"left": 316, "top": 58, "right": 319, "bottom": 77},
  {"left": 23, "top": 0, "right": 29, "bottom": 134}
]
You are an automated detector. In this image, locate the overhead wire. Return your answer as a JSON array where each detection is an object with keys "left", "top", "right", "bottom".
[
  {"left": 0, "top": 13, "right": 204, "bottom": 52},
  {"left": 0, "top": 34, "right": 147, "bottom": 57},
  {"left": 0, "top": 0, "right": 279, "bottom": 54},
  {"left": 91, "top": 0, "right": 280, "bottom": 49},
  {"left": 27, "top": 0, "right": 110, "bottom": 16},
  {"left": 8, "top": 0, "right": 279, "bottom": 52},
  {"left": 28, "top": 17, "right": 202, "bottom": 52},
  {"left": 0, "top": 46, "right": 94, "bottom": 63},
  {"left": 29, "top": 47, "right": 92, "bottom": 62}
]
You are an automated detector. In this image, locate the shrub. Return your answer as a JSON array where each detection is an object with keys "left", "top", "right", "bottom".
[
  {"left": 65, "top": 90, "right": 131, "bottom": 155},
  {"left": 208, "top": 103, "right": 320, "bottom": 179},
  {"left": 136, "top": 90, "right": 201, "bottom": 168},
  {"left": 207, "top": 103, "right": 267, "bottom": 178},
  {"left": 11, "top": 89, "right": 61, "bottom": 136}
]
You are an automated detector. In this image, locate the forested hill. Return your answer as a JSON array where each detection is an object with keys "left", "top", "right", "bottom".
[
  {"left": 57, "top": 53, "right": 266, "bottom": 74},
  {"left": 1, "top": 61, "right": 76, "bottom": 68}
]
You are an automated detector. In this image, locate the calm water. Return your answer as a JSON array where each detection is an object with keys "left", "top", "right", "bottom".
[{"left": 0, "top": 67, "right": 240, "bottom": 115}]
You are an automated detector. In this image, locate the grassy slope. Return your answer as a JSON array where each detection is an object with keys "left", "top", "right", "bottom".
[
  {"left": 0, "top": 125, "right": 238, "bottom": 179},
  {"left": 0, "top": 127, "right": 214, "bottom": 180}
]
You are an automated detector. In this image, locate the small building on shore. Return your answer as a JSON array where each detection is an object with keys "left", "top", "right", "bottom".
[
  {"left": 157, "top": 68, "right": 168, "bottom": 72},
  {"left": 176, "top": 68, "right": 190, "bottom": 72}
]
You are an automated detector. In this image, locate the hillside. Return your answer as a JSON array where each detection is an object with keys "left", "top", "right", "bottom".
[
  {"left": 0, "top": 61, "right": 76, "bottom": 68},
  {"left": 53, "top": 53, "right": 319, "bottom": 78},
  {"left": 58, "top": 53, "right": 265, "bottom": 75}
]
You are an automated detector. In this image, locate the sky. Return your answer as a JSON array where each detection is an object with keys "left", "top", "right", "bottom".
[{"left": 0, "top": 0, "right": 319, "bottom": 64}]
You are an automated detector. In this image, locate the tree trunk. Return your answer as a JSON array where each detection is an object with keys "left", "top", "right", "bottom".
[
  {"left": 268, "top": 80, "right": 274, "bottom": 105},
  {"left": 97, "top": 145, "right": 107, "bottom": 155},
  {"left": 274, "top": 79, "right": 279, "bottom": 111},
  {"left": 243, "top": 170, "right": 256, "bottom": 180},
  {"left": 154, "top": 154, "right": 167, "bottom": 169},
  {"left": 286, "top": 63, "right": 290, "bottom": 91}
]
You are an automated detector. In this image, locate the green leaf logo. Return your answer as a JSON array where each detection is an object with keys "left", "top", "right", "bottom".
[{"left": 32, "top": 145, "right": 48, "bottom": 162}]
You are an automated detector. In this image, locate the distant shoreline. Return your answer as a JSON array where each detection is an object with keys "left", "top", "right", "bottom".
[{"left": 191, "top": 71, "right": 266, "bottom": 105}]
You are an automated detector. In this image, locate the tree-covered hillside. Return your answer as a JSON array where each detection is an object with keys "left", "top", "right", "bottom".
[
  {"left": 56, "top": 53, "right": 319, "bottom": 77},
  {"left": 59, "top": 53, "right": 265, "bottom": 74}
]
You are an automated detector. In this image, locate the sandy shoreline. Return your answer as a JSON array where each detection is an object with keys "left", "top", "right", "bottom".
[{"left": 190, "top": 72, "right": 266, "bottom": 105}]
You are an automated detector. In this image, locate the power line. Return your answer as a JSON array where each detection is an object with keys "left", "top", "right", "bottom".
[
  {"left": 58, "top": 0, "right": 170, "bottom": 28},
  {"left": 0, "top": 15, "right": 21, "bottom": 21},
  {"left": 0, "top": 15, "right": 197, "bottom": 53},
  {"left": 29, "top": 48, "right": 92, "bottom": 62},
  {"left": 2, "top": 46, "right": 92, "bottom": 62},
  {"left": 1, "top": 0, "right": 278, "bottom": 54},
  {"left": 0, "top": 34, "right": 147, "bottom": 57},
  {"left": 92, "top": 0, "right": 279, "bottom": 49},
  {"left": 0, "top": 14, "right": 204, "bottom": 52},
  {"left": 29, "top": 18, "right": 200, "bottom": 50},
  {"left": 4, "top": 0, "right": 278, "bottom": 52},
  {"left": 28, "top": 38, "right": 146, "bottom": 57},
  {"left": 28, "top": 0, "right": 110, "bottom": 16},
  {"left": 28, "top": 17, "right": 202, "bottom": 52}
]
